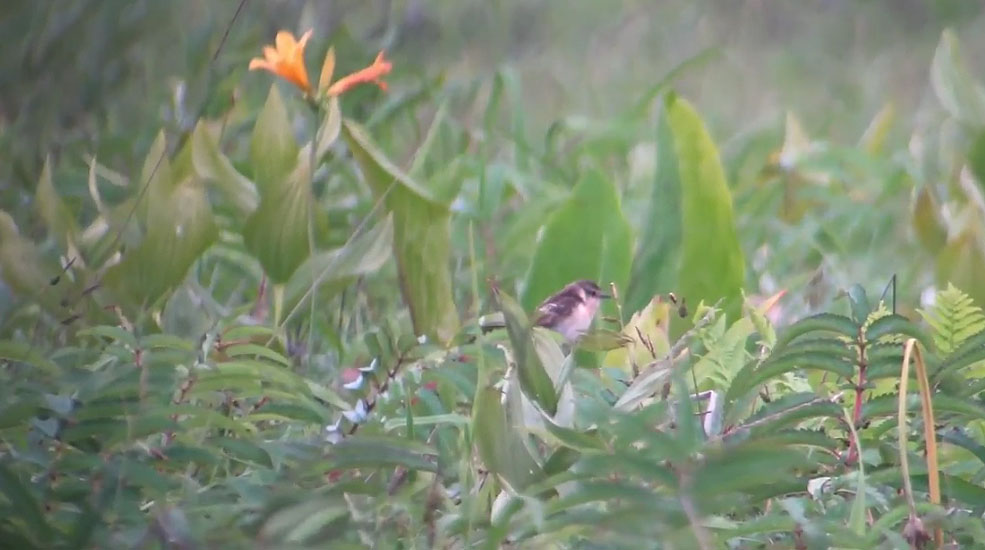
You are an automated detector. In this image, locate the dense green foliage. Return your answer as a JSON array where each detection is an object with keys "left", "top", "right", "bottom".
[{"left": 4, "top": 2, "right": 985, "bottom": 549}]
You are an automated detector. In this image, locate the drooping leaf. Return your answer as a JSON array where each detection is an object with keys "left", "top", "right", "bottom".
[
  {"left": 775, "top": 313, "right": 859, "bottom": 350},
  {"left": 522, "top": 169, "right": 633, "bottom": 317},
  {"left": 341, "top": 119, "right": 458, "bottom": 343},
  {"left": 472, "top": 384, "right": 542, "bottom": 490},
  {"left": 664, "top": 92, "right": 745, "bottom": 322}
]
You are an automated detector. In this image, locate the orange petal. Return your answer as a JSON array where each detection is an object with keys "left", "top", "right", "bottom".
[
  {"left": 296, "top": 30, "right": 312, "bottom": 51},
  {"left": 275, "top": 31, "right": 297, "bottom": 54},
  {"left": 263, "top": 46, "right": 280, "bottom": 63},
  {"left": 249, "top": 58, "right": 275, "bottom": 72}
]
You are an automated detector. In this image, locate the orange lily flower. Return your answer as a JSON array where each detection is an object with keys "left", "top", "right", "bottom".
[
  {"left": 326, "top": 51, "right": 392, "bottom": 96},
  {"left": 249, "top": 30, "right": 313, "bottom": 94}
]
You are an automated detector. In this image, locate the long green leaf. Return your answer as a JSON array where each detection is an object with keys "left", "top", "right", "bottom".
[
  {"left": 626, "top": 111, "right": 681, "bottom": 313},
  {"left": 665, "top": 92, "right": 745, "bottom": 322},
  {"left": 472, "top": 384, "right": 542, "bottom": 491},
  {"left": 521, "top": 169, "right": 633, "bottom": 317},
  {"left": 494, "top": 287, "right": 559, "bottom": 416},
  {"left": 341, "top": 120, "right": 458, "bottom": 343}
]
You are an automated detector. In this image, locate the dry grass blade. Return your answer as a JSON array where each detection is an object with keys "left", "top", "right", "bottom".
[{"left": 899, "top": 338, "right": 942, "bottom": 549}]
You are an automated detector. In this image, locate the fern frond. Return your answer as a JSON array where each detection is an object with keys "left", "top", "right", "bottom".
[{"left": 918, "top": 283, "right": 985, "bottom": 355}]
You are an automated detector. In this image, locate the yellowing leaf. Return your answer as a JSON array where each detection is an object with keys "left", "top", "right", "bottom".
[{"left": 603, "top": 296, "right": 672, "bottom": 374}]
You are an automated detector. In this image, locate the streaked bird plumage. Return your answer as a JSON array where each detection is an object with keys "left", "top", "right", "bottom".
[{"left": 534, "top": 279, "right": 609, "bottom": 341}]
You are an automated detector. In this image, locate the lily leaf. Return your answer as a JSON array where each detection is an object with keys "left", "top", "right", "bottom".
[
  {"left": 665, "top": 92, "right": 745, "bottom": 322},
  {"left": 522, "top": 169, "right": 633, "bottom": 320},
  {"left": 242, "top": 156, "right": 312, "bottom": 284},
  {"left": 284, "top": 214, "right": 393, "bottom": 309},
  {"left": 341, "top": 119, "right": 458, "bottom": 343},
  {"left": 190, "top": 121, "right": 258, "bottom": 215},
  {"left": 104, "top": 136, "right": 218, "bottom": 309}
]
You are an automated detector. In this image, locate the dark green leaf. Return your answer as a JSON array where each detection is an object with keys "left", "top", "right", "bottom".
[{"left": 775, "top": 313, "right": 858, "bottom": 350}]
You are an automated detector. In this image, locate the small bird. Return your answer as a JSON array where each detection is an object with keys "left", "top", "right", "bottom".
[{"left": 533, "top": 279, "right": 610, "bottom": 341}]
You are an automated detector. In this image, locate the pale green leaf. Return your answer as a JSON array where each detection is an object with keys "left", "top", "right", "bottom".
[
  {"left": 341, "top": 120, "right": 458, "bottom": 343},
  {"left": 930, "top": 29, "right": 985, "bottom": 128},
  {"left": 251, "top": 86, "right": 299, "bottom": 192},
  {"left": 190, "top": 121, "right": 258, "bottom": 215},
  {"left": 35, "top": 157, "right": 79, "bottom": 250},
  {"left": 665, "top": 92, "right": 745, "bottom": 321},
  {"left": 242, "top": 156, "right": 311, "bottom": 284}
]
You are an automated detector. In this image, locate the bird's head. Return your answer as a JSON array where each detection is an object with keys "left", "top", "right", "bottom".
[{"left": 568, "top": 279, "right": 610, "bottom": 313}]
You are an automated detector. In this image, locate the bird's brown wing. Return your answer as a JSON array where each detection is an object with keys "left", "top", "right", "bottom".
[{"left": 534, "top": 289, "right": 582, "bottom": 328}]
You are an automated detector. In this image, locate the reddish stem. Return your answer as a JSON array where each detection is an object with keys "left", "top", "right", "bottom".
[{"left": 846, "top": 331, "right": 867, "bottom": 465}]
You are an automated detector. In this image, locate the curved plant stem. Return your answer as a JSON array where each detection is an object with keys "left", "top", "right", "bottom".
[{"left": 899, "top": 338, "right": 942, "bottom": 549}]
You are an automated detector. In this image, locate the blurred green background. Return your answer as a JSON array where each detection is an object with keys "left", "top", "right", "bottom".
[{"left": 3, "top": 0, "right": 985, "bottom": 316}]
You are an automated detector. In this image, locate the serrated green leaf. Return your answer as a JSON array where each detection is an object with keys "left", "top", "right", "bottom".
[
  {"left": 775, "top": 313, "right": 859, "bottom": 350},
  {"left": 865, "top": 314, "right": 930, "bottom": 348},
  {"left": 0, "top": 339, "right": 60, "bottom": 376},
  {"left": 325, "top": 435, "right": 438, "bottom": 473},
  {"left": 726, "top": 350, "right": 854, "bottom": 403},
  {"left": 77, "top": 325, "right": 138, "bottom": 349},
  {"left": 223, "top": 343, "right": 291, "bottom": 367},
  {"left": 216, "top": 437, "right": 273, "bottom": 468},
  {"left": 0, "top": 462, "right": 51, "bottom": 544}
]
